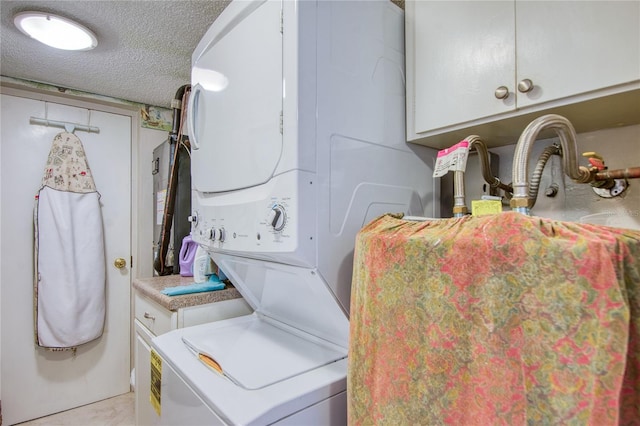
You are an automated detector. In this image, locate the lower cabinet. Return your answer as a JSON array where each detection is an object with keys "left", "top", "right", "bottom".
[
  {"left": 135, "top": 320, "right": 156, "bottom": 426},
  {"left": 133, "top": 291, "right": 252, "bottom": 426}
]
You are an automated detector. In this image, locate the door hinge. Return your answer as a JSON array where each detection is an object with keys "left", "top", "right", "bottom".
[{"left": 279, "top": 111, "right": 283, "bottom": 134}]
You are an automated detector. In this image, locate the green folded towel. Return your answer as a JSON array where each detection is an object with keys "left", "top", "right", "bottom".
[{"left": 161, "top": 281, "right": 225, "bottom": 296}]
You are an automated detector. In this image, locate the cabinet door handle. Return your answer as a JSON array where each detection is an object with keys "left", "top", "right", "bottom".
[
  {"left": 517, "top": 78, "right": 534, "bottom": 93},
  {"left": 143, "top": 312, "right": 155, "bottom": 321},
  {"left": 494, "top": 86, "right": 510, "bottom": 100}
]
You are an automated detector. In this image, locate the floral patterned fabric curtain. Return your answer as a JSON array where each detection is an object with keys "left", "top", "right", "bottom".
[{"left": 349, "top": 212, "right": 639, "bottom": 425}]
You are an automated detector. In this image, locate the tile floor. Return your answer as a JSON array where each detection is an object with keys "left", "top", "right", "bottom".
[{"left": 16, "top": 392, "right": 134, "bottom": 426}]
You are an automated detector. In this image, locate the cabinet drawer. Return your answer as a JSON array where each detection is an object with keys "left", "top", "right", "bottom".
[{"left": 134, "top": 293, "right": 176, "bottom": 336}]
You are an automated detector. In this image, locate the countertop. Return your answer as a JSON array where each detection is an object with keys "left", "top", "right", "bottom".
[{"left": 133, "top": 275, "right": 245, "bottom": 311}]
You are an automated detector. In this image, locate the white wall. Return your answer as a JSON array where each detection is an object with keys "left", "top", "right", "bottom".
[{"left": 490, "top": 124, "right": 640, "bottom": 229}]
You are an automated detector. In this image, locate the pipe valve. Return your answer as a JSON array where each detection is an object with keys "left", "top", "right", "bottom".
[
  {"left": 582, "top": 151, "right": 606, "bottom": 171},
  {"left": 582, "top": 151, "right": 634, "bottom": 198},
  {"left": 582, "top": 151, "right": 613, "bottom": 189}
]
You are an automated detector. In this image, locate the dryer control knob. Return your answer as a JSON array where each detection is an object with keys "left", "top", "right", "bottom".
[
  {"left": 208, "top": 228, "right": 216, "bottom": 240},
  {"left": 218, "top": 228, "right": 226, "bottom": 242},
  {"left": 268, "top": 205, "right": 286, "bottom": 232},
  {"left": 188, "top": 213, "right": 198, "bottom": 227}
]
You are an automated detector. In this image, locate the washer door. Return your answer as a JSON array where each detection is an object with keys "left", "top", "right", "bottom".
[
  {"left": 182, "top": 315, "right": 347, "bottom": 390},
  {"left": 190, "top": 0, "right": 282, "bottom": 193}
]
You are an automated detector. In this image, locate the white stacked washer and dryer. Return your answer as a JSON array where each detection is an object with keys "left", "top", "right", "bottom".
[{"left": 150, "top": 0, "right": 437, "bottom": 424}]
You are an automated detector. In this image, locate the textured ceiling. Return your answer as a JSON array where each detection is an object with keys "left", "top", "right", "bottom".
[{"left": 0, "top": 0, "right": 230, "bottom": 108}]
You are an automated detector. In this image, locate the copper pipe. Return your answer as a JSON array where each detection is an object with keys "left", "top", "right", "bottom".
[{"left": 594, "top": 167, "right": 640, "bottom": 181}]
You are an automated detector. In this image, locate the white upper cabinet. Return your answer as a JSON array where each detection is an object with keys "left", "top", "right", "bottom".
[
  {"left": 411, "top": 1, "right": 516, "bottom": 132},
  {"left": 406, "top": 0, "right": 640, "bottom": 149},
  {"left": 515, "top": 1, "right": 639, "bottom": 108}
]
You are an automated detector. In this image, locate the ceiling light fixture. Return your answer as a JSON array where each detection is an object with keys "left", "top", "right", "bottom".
[{"left": 14, "top": 11, "right": 98, "bottom": 51}]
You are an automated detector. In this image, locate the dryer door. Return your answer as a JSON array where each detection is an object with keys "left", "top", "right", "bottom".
[{"left": 190, "top": 0, "right": 282, "bottom": 193}]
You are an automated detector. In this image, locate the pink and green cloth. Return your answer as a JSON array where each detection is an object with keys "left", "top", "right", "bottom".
[{"left": 349, "top": 212, "right": 639, "bottom": 425}]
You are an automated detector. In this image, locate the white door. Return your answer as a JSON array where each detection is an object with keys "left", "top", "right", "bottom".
[{"left": 0, "top": 94, "right": 132, "bottom": 424}]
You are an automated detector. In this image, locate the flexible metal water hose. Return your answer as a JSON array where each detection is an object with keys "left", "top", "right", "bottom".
[
  {"left": 452, "top": 135, "right": 512, "bottom": 217},
  {"left": 527, "top": 144, "right": 561, "bottom": 209},
  {"left": 452, "top": 170, "right": 467, "bottom": 217},
  {"left": 511, "top": 114, "right": 592, "bottom": 214}
]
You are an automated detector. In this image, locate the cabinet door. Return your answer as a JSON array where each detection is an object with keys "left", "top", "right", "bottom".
[
  {"left": 515, "top": 1, "right": 640, "bottom": 108},
  {"left": 135, "top": 321, "right": 158, "bottom": 426},
  {"left": 410, "top": 1, "right": 515, "bottom": 133}
]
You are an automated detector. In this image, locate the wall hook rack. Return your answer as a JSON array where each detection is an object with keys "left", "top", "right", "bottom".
[
  {"left": 29, "top": 117, "right": 100, "bottom": 134},
  {"left": 29, "top": 102, "right": 100, "bottom": 134}
]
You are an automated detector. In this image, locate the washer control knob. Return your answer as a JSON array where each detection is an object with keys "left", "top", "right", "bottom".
[
  {"left": 208, "top": 228, "right": 216, "bottom": 240},
  {"left": 218, "top": 228, "right": 226, "bottom": 242},
  {"left": 268, "top": 205, "right": 286, "bottom": 232}
]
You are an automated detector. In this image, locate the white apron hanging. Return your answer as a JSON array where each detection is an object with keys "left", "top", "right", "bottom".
[{"left": 34, "top": 132, "right": 106, "bottom": 349}]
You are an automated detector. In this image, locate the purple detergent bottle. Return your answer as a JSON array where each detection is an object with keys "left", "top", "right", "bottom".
[{"left": 179, "top": 234, "right": 197, "bottom": 277}]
